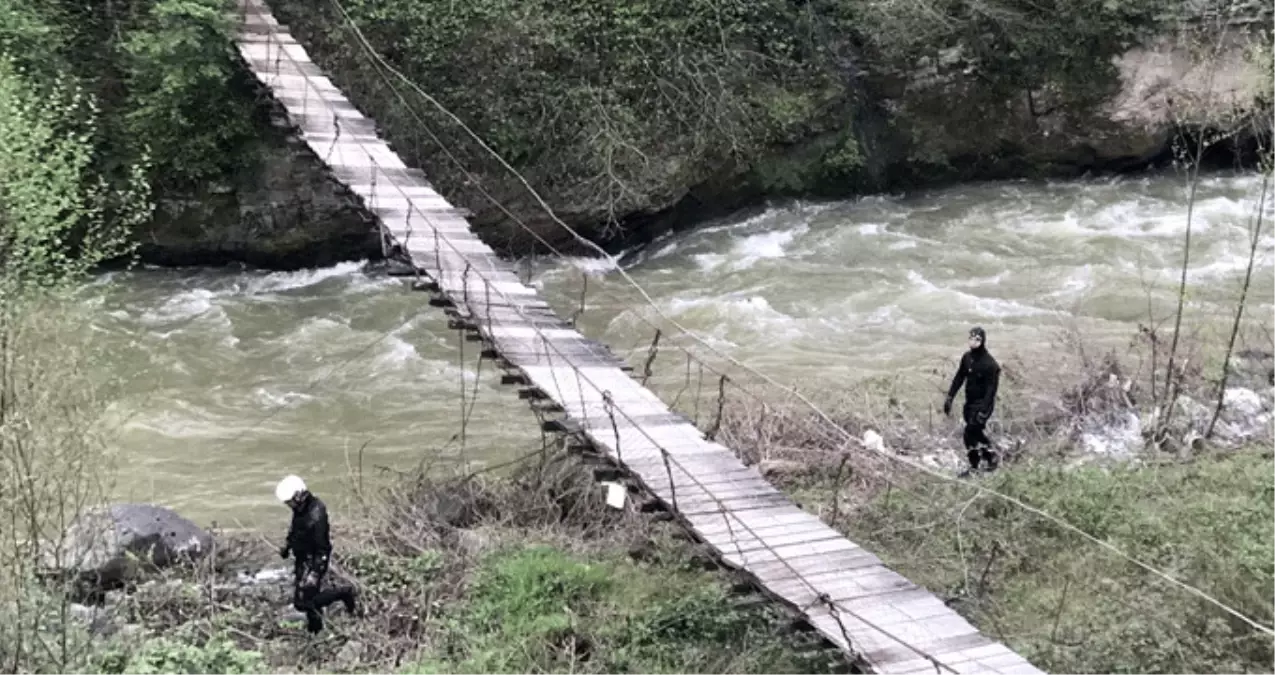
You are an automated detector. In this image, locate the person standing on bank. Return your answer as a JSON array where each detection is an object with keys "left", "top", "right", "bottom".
[
  {"left": 943, "top": 326, "right": 1001, "bottom": 475},
  {"left": 276, "top": 475, "right": 356, "bottom": 633}
]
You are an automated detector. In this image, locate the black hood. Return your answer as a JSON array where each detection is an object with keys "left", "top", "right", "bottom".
[
  {"left": 290, "top": 491, "right": 313, "bottom": 514},
  {"left": 969, "top": 326, "right": 987, "bottom": 350}
]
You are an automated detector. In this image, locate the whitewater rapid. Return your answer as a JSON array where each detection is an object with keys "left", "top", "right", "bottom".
[{"left": 84, "top": 169, "right": 1273, "bottom": 524}]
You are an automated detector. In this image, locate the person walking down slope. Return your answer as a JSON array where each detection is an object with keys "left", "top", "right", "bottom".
[
  {"left": 943, "top": 326, "right": 1001, "bottom": 476},
  {"left": 276, "top": 475, "right": 356, "bottom": 634}
]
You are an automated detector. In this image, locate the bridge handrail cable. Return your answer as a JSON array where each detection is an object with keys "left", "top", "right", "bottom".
[
  {"left": 309, "top": 0, "right": 1275, "bottom": 639},
  {"left": 243, "top": 13, "right": 972, "bottom": 671},
  {"left": 240, "top": 3, "right": 1275, "bottom": 649}
]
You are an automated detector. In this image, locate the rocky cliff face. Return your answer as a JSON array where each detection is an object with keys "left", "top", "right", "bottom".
[
  {"left": 134, "top": 90, "right": 381, "bottom": 269},
  {"left": 138, "top": 12, "right": 1270, "bottom": 269},
  {"left": 874, "top": 28, "right": 1271, "bottom": 182},
  {"left": 613, "top": 27, "right": 1272, "bottom": 251},
  {"left": 1106, "top": 30, "right": 1270, "bottom": 157}
]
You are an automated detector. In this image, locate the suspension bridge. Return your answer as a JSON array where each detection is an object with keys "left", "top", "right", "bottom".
[{"left": 233, "top": 1, "right": 1043, "bottom": 672}]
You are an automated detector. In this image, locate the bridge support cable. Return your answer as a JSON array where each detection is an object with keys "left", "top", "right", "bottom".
[
  {"left": 308, "top": 0, "right": 1275, "bottom": 639},
  {"left": 232, "top": 6, "right": 1055, "bottom": 668},
  {"left": 493, "top": 305, "right": 911, "bottom": 666},
  {"left": 638, "top": 329, "right": 661, "bottom": 387},
  {"left": 529, "top": 328, "right": 948, "bottom": 672}
]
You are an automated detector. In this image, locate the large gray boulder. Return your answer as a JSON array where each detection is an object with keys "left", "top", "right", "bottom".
[{"left": 45, "top": 503, "right": 213, "bottom": 588}]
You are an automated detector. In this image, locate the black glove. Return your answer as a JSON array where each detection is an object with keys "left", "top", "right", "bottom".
[
  {"left": 975, "top": 409, "right": 989, "bottom": 425},
  {"left": 942, "top": 396, "right": 952, "bottom": 417},
  {"left": 279, "top": 545, "right": 290, "bottom": 560}
]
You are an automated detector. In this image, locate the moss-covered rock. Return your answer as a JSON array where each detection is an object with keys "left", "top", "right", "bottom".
[
  {"left": 135, "top": 82, "right": 378, "bottom": 269},
  {"left": 266, "top": 0, "right": 864, "bottom": 254},
  {"left": 9, "top": 0, "right": 1270, "bottom": 267},
  {"left": 114, "top": 0, "right": 378, "bottom": 269},
  {"left": 871, "top": 26, "right": 1273, "bottom": 184}
]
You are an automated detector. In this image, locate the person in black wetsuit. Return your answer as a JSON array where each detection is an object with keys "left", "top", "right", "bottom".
[
  {"left": 276, "top": 475, "right": 356, "bottom": 633},
  {"left": 943, "top": 326, "right": 1001, "bottom": 474}
]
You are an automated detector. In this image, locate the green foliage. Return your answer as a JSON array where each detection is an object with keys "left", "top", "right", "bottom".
[
  {"left": 271, "top": 0, "right": 848, "bottom": 230},
  {"left": 466, "top": 546, "right": 611, "bottom": 636},
  {"left": 847, "top": 448, "right": 1275, "bottom": 673},
  {"left": 346, "top": 549, "right": 444, "bottom": 596},
  {"left": 847, "top": 0, "right": 1173, "bottom": 101},
  {"left": 0, "top": 0, "right": 1216, "bottom": 244},
  {"left": 0, "top": 47, "right": 149, "bottom": 675},
  {"left": 0, "top": 0, "right": 259, "bottom": 198},
  {"left": 0, "top": 56, "right": 150, "bottom": 300},
  {"left": 267, "top": 0, "right": 1190, "bottom": 236},
  {"left": 96, "top": 637, "right": 266, "bottom": 674},
  {"left": 823, "top": 134, "right": 865, "bottom": 177},
  {"left": 406, "top": 545, "right": 834, "bottom": 673},
  {"left": 116, "top": 0, "right": 257, "bottom": 187},
  {"left": 0, "top": 1, "right": 71, "bottom": 77}
]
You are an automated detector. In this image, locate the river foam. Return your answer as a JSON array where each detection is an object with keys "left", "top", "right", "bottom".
[{"left": 84, "top": 169, "right": 1273, "bottom": 523}]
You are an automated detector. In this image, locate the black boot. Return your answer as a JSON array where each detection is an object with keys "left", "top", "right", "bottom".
[
  {"left": 306, "top": 610, "right": 324, "bottom": 634},
  {"left": 959, "top": 447, "right": 981, "bottom": 477},
  {"left": 982, "top": 448, "right": 1000, "bottom": 472}
]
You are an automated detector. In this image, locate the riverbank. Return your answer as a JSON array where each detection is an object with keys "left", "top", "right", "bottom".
[
  {"left": 45, "top": 433, "right": 1275, "bottom": 675},
  {"left": 61, "top": 455, "right": 851, "bottom": 674},
  {"left": 850, "top": 445, "right": 1274, "bottom": 674},
  {"left": 712, "top": 317, "right": 1274, "bottom": 673},
  {"left": 17, "top": 296, "right": 1275, "bottom": 673},
  {"left": 56, "top": 383, "right": 1274, "bottom": 674},
  {"left": 254, "top": 0, "right": 1271, "bottom": 261}
]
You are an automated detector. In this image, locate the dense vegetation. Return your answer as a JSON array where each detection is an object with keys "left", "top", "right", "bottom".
[
  {"left": 269, "top": 0, "right": 1233, "bottom": 250},
  {"left": 0, "top": 42, "right": 151, "bottom": 671},
  {"left": 0, "top": 0, "right": 386, "bottom": 267},
  {"left": 2, "top": 0, "right": 1268, "bottom": 259},
  {"left": 0, "top": 0, "right": 256, "bottom": 192},
  {"left": 27, "top": 459, "right": 851, "bottom": 674}
]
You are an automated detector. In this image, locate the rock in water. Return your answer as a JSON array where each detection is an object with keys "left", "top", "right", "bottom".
[{"left": 46, "top": 503, "right": 213, "bottom": 588}]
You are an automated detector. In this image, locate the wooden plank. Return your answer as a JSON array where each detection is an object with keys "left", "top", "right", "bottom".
[
  {"left": 711, "top": 526, "right": 850, "bottom": 556},
  {"left": 855, "top": 630, "right": 993, "bottom": 672},
  {"left": 741, "top": 546, "right": 885, "bottom": 582},
  {"left": 232, "top": 6, "right": 1045, "bottom": 673}
]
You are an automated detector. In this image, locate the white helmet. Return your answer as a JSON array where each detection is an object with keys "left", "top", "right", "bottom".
[{"left": 275, "top": 474, "right": 307, "bottom": 504}]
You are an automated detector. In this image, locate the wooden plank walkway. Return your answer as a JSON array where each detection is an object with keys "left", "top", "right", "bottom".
[{"left": 233, "top": 4, "right": 1045, "bottom": 673}]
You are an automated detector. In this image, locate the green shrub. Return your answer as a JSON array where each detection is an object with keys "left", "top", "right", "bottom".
[
  {"left": 97, "top": 637, "right": 266, "bottom": 674},
  {"left": 1, "top": 0, "right": 259, "bottom": 196},
  {"left": 115, "top": 0, "right": 258, "bottom": 188},
  {"left": 0, "top": 55, "right": 149, "bottom": 295},
  {"left": 405, "top": 544, "right": 835, "bottom": 674}
]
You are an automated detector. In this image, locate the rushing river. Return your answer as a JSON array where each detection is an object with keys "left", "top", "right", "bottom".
[{"left": 86, "top": 170, "right": 1274, "bottom": 526}]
